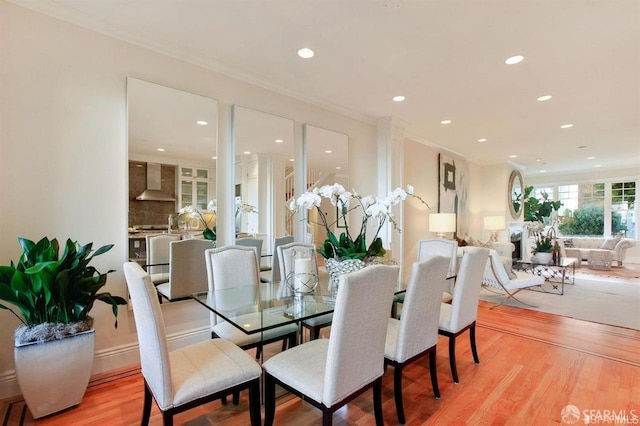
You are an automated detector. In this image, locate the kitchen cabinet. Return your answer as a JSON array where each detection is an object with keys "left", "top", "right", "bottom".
[{"left": 179, "top": 166, "right": 213, "bottom": 210}]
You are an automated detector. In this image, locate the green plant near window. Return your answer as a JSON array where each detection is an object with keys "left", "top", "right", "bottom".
[
  {"left": 558, "top": 205, "right": 626, "bottom": 236},
  {"left": 0, "top": 236, "right": 127, "bottom": 342},
  {"left": 523, "top": 186, "right": 562, "bottom": 222}
]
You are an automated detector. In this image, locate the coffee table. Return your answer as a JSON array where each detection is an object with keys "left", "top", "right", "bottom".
[{"left": 516, "top": 257, "right": 578, "bottom": 295}]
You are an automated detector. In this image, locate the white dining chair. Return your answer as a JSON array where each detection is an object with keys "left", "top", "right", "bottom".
[
  {"left": 155, "top": 238, "right": 213, "bottom": 303},
  {"left": 384, "top": 255, "right": 450, "bottom": 424},
  {"left": 278, "top": 242, "right": 331, "bottom": 340},
  {"left": 263, "top": 264, "right": 400, "bottom": 426},
  {"left": 123, "top": 262, "right": 262, "bottom": 426},
  {"left": 205, "top": 245, "right": 298, "bottom": 359},
  {"left": 261, "top": 235, "right": 294, "bottom": 283},
  {"left": 438, "top": 246, "right": 490, "bottom": 384},
  {"left": 145, "top": 233, "right": 180, "bottom": 285}
]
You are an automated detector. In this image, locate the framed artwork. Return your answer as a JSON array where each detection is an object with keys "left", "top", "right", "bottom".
[{"left": 438, "top": 153, "right": 469, "bottom": 238}]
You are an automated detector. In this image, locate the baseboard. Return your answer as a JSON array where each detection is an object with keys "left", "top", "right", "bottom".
[
  {"left": 623, "top": 256, "right": 639, "bottom": 265},
  {"left": 0, "top": 326, "right": 210, "bottom": 400}
]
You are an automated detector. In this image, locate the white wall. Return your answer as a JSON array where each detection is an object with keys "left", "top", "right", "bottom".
[{"left": 0, "top": 1, "right": 377, "bottom": 398}]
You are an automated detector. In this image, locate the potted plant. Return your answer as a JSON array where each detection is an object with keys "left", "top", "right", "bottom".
[
  {"left": 0, "top": 236, "right": 127, "bottom": 418},
  {"left": 531, "top": 231, "right": 554, "bottom": 264},
  {"left": 523, "top": 185, "right": 562, "bottom": 223}
]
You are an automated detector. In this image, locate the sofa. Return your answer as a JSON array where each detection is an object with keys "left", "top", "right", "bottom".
[{"left": 559, "top": 236, "right": 635, "bottom": 267}]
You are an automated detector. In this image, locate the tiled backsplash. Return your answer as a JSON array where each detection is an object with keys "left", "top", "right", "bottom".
[{"left": 128, "top": 161, "right": 176, "bottom": 226}]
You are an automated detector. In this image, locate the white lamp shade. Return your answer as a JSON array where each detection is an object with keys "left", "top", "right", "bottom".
[
  {"left": 484, "top": 215, "right": 506, "bottom": 231},
  {"left": 429, "top": 213, "right": 456, "bottom": 233}
]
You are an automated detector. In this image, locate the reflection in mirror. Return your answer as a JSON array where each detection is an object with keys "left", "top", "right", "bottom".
[
  {"left": 304, "top": 124, "right": 349, "bottom": 246},
  {"left": 233, "top": 106, "right": 294, "bottom": 255},
  {"left": 508, "top": 170, "right": 524, "bottom": 219},
  {"left": 127, "top": 77, "right": 217, "bottom": 264}
]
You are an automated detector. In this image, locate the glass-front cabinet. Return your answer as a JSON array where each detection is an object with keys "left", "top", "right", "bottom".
[{"left": 179, "top": 166, "right": 212, "bottom": 210}]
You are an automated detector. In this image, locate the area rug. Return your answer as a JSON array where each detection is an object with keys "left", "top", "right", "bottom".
[{"left": 479, "top": 275, "right": 640, "bottom": 330}]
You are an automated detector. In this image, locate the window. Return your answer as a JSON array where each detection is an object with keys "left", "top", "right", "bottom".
[{"left": 612, "top": 181, "right": 636, "bottom": 237}]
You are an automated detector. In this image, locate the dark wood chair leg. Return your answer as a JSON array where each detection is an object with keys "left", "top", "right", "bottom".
[
  {"left": 322, "top": 410, "right": 333, "bottom": 426},
  {"left": 429, "top": 350, "right": 440, "bottom": 399},
  {"left": 221, "top": 395, "right": 228, "bottom": 405},
  {"left": 470, "top": 323, "right": 480, "bottom": 365},
  {"left": 374, "top": 378, "right": 384, "bottom": 426},
  {"left": 255, "top": 344, "right": 262, "bottom": 360},
  {"left": 162, "top": 411, "right": 173, "bottom": 426},
  {"left": 248, "top": 380, "right": 261, "bottom": 426},
  {"left": 264, "top": 374, "right": 276, "bottom": 426},
  {"left": 393, "top": 364, "right": 406, "bottom": 424},
  {"left": 232, "top": 391, "right": 240, "bottom": 405},
  {"left": 142, "top": 383, "right": 153, "bottom": 426},
  {"left": 448, "top": 335, "right": 459, "bottom": 384},
  {"left": 310, "top": 326, "right": 320, "bottom": 340}
]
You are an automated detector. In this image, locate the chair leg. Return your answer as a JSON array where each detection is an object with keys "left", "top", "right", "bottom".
[
  {"left": 142, "top": 383, "right": 153, "bottom": 426},
  {"left": 255, "top": 344, "right": 262, "bottom": 360},
  {"left": 393, "top": 365, "right": 406, "bottom": 424},
  {"left": 448, "top": 335, "right": 459, "bottom": 384},
  {"left": 264, "top": 374, "right": 276, "bottom": 426},
  {"left": 322, "top": 411, "right": 333, "bottom": 426},
  {"left": 373, "top": 378, "right": 384, "bottom": 426},
  {"left": 162, "top": 411, "right": 173, "bottom": 426},
  {"left": 248, "top": 380, "right": 261, "bottom": 426},
  {"left": 429, "top": 350, "right": 440, "bottom": 399},
  {"left": 470, "top": 323, "right": 480, "bottom": 365},
  {"left": 232, "top": 391, "right": 240, "bottom": 405},
  {"left": 310, "top": 326, "right": 320, "bottom": 340}
]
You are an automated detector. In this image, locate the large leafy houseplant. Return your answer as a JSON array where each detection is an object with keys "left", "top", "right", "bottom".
[
  {"left": 0, "top": 236, "right": 127, "bottom": 343},
  {"left": 523, "top": 185, "right": 562, "bottom": 222}
]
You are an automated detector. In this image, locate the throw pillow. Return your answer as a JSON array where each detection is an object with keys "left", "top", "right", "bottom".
[
  {"left": 500, "top": 256, "right": 517, "bottom": 280},
  {"left": 600, "top": 236, "right": 620, "bottom": 251},
  {"left": 563, "top": 238, "right": 574, "bottom": 248},
  {"left": 468, "top": 237, "right": 491, "bottom": 248}
]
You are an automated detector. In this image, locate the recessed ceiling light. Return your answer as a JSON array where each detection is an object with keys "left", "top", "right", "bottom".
[
  {"left": 325, "top": 150, "right": 332, "bottom": 154},
  {"left": 392, "top": 95, "right": 405, "bottom": 102},
  {"left": 561, "top": 124, "right": 574, "bottom": 129},
  {"left": 537, "top": 95, "right": 552, "bottom": 102},
  {"left": 275, "top": 139, "right": 283, "bottom": 143},
  {"left": 212, "top": 156, "right": 217, "bottom": 160},
  {"left": 196, "top": 120, "right": 208, "bottom": 126},
  {"left": 505, "top": 55, "right": 524, "bottom": 65},
  {"left": 536, "top": 158, "right": 542, "bottom": 162},
  {"left": 441, "top": 119, "right": 452, "bottom": 125},
  {"left": 243, "top": 151, "right": 251, "bottom": 155},
  {"left": 336, "top": 166, "right": 342, "bottom": 170},
  {"left": 594, "top": 164, "right": 602, "bottom": 168},
  {"left": 587, "top": 156, "right": 596, "bottom": 160},
  {"left": 540, "top": 170, "right": 547, "bottom": 173},
  {"left": 477, "top": 138, "right": 487, "bottom": 143},
  {"left": 509, "top": 155, "right": 518, "bottom": 158},
  {"left": 297, "top": 47, "right": 314, "bottom": 59},
  {"left": 289, "top": 158, "right": 294, "bottom": 162},
  {"left": 157, "top": 148, "right": 165, "bottom": 152}
]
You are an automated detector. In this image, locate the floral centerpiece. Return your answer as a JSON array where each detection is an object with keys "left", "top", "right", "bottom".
[
  {"left": 288, "top": 183, "right": 429, "bottom": 261},
  {"left": 531, "top": 231, "right": 553, "bottom": 255},
  {"left": 179, "top": 200, "right": 217, "bottom": 240},
  {"left": 178, "top": 199, "right": 258, "bottom": 241}
]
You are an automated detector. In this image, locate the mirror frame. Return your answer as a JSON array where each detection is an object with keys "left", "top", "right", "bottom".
[{"left": 508, "top": 170, "right": 524, "bottom": 219}]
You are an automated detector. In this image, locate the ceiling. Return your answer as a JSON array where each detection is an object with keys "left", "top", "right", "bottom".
[{"left": 11, "top": 0, "right": 640, "bottom": 177}]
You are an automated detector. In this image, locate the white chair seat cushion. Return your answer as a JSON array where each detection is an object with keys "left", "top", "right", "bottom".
[
  {"left": 262, "top": 339, "right": 329, "bottom": 403},
  {"left": 150, "top": 273, "right": 169, "bottom": 285},
  {"left": 168, "top": 338, "right": 261, "bottom": 408},
  {"left": 502, "top": 271, "right": 544, "bottom": 290},
  {"left": 155, "top": 282, "right": 171, "bottom": 299},
  {"left": 304, "top": 313, "right": 333, "bottom": 327},
  {"left": 212, "top": 313, "right": 298, "bottom": 347}
]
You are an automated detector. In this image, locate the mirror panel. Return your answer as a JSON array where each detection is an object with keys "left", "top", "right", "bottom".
[
  {"left": 233, "top": 106, "right": 294, "bottom": 253},
  {"left": 127, "top": 77, "right": 217, "bottom": 262},
  {"left": 508, "top": 170, "right": 524, "bottom": 219},
  {"left": 304, "top": 124, "right": 349, "bottom": 245}
]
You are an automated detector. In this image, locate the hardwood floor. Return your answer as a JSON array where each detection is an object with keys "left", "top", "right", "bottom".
[{"left": 2, "top": 301, "right": 639, "bottom": 425}]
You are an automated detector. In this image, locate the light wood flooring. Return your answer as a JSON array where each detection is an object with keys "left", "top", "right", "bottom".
[{"left": 2, "top": 300, "right": 639, "bottom": 425}]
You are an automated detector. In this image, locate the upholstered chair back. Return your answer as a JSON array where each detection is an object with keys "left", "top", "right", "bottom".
[
  {"left": 165, "top": 239, "right": 212, "bottom": 299},
  {"left": 323, "top": 264, "right": 399, "bottom": 406},
  {"left": 417, "top": 238, "right": 459, "bottom": 278},
  {"left": 277, "top": 242, "right": 319, "bottom": 279},
  {"left": 146, "top": 233, "right": 180, "bottom": 278},
  {"left": 236, "top": 237, "right": 263, "bottom": 258},
  {"left": 123, "top": 262, "right": 173, "bottom": 409},
  {"left": 394, "top": 256, "right": 449, "bottom": 363},
  {"left": 270, "top": 236, "right": 294, "bottom": 282},
  {"left": 447, "top": 247, "right": 489, "bottom": 332}
]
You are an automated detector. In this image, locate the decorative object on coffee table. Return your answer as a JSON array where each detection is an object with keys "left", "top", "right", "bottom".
[{"left": 588, "top": 249, "right": 613, "bottom": 271}]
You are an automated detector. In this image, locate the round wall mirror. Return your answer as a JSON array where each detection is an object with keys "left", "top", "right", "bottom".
[{"left": 508, "top": 170, "right": 523, "bottom": 219}]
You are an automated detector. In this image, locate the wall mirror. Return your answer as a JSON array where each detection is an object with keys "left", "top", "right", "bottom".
[
  {"left": 233, "top": 105, "right": 294, "bottom": 254},
  {"left": 508, "top": 169, "right": 524, "bottom": 219},
  {"left": 304, "top": 124, "right": 349, "bottom": 245},
  {"left": 127, "top": 77, "right": 217, "bottom": 263}
]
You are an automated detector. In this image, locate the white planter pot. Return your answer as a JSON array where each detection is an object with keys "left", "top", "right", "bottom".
[
  {"left": 14, "top": 329, "right": 95, "bottom": 419},
  {"left": 534, "top": 252, "right": 553, "bottom": 264}
]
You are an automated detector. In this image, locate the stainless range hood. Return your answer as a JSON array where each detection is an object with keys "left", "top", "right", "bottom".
[{"left": 135, "top": 162, "right": 176, "bottom": 202}]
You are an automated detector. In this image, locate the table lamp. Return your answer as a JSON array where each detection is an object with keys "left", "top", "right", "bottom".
[
  {"left": 429, "top": 213, "right": 456, "bottom": 239},
  {"left": 484, "top": 215, "right": 506, "bottom": 242}
]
